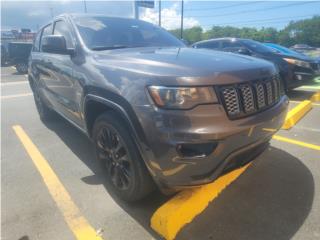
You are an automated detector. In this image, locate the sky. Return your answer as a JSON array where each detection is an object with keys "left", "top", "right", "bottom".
[{"left": 1, "top": 0, "right": 320, "bottom": 31}]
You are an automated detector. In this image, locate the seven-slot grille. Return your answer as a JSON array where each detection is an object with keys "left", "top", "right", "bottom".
[{"left": 218, "top": 75, "right": 281, "bottom": 119}]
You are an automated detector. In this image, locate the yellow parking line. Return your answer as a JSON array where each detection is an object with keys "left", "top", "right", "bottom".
[
  {"left": 1, "top": 93, "right": 33, "bottom": 99},
  {"left": 273, "top": 135, "right": 320, "bottom": 151},
  {"left": 282, "top": 100, "right": 312, "bottom": 130},
  {"left": 151, "top": 163, "right": 251, "bottom": 240},
  {"left": 12, "top": 125, "right": 103, "bottom": 240}
]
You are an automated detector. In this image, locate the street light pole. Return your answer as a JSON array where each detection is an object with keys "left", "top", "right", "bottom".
[
  {"left": 83, "top": 0, "right": 87, "bottom": 13},
  {"left": 134, "top": 1, "right": 139, "bottom": 19},
  {"left": 180, "top": 0, "right": 184, "bottom": 39},
  {"left": 49, "top": 7, "right": 54, "bottom": 19},
  {"left": 159, "top": 0, "right": 161, "bottom": 27}
]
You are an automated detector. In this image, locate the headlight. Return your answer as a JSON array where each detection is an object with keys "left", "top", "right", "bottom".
[
  {"left": 148, "top": 86, "right": 218, "bottom": 109},
  {"left": 283, "top": 58, "right": 311, "bottom": 68}
]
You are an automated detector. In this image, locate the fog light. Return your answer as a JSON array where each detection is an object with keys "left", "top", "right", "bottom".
[{"left": 177, "top": 142, "right": 217, "bottom": 158}]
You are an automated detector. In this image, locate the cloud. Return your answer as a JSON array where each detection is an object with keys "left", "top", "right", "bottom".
[{"left": 140, "top": 3, "right": 200, "bottom": 30}]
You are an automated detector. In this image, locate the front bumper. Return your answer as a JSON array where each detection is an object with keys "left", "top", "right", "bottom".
[
  {"left": 135, "top": 95, "right": 289, "bottom": 191},
  {"left": 286, "top": 64, "right": 318, "bottom": 89}
]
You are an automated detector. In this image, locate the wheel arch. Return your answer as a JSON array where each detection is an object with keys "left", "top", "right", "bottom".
[{"left": 83, "top": 88, "right": 148, "bottom": 147}]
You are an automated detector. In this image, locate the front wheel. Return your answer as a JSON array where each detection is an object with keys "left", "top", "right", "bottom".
[{"left": 92, "top": 113, "right": 155, "bottom": 202}]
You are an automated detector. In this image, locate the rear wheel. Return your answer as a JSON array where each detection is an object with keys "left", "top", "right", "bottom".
[
  {"left": 92, "top": 113, "right": 155, "bottom": 202},
  {"left": 16, "top": 62, "right": 28, "bottom": 74},
  {"left": 33, "top": 84, "right": 56, "bottom": 121}
]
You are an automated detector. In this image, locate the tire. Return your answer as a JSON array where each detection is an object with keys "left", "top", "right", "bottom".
[
  {"left": 16, "top": 62, "right": 28, "bottom": 74},
  {"left": 92, "top": 113, "right": 155, "bottom": 202},
  {"left": 33, "top": 83, "right": 56, "bottom": 121}
]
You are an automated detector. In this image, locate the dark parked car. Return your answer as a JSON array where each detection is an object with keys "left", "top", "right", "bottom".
[
  {"left": 264, "top": 43, "right": 320, "bottom": 76},
  {"left": 1, "top": 43, "right": 7, "bottom": 66},
  {"left": 290, "top": 44, "right": 316, "bottom": 52},
  {"left": 7, "top": 42, "right": 33, "bottom": 73},
  {"left": 29, "top": 14, "right": 288, "bottom": 201},
  {"left": 192, "top": 38, "right": 317, "bottom": 91}
]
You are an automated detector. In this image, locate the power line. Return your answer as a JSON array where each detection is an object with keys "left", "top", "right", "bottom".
[
  {"left": 167, "top": 1, "right": 318, "bottom": 19},
  {"left": 184, "top": 1, "right": 264, "bottom": 12},
  {"left": 201, "top": 14, "right": 315, "bottom": 27},
  {"left": 200, "top": 18, "right": 315, "bottom": 29}
]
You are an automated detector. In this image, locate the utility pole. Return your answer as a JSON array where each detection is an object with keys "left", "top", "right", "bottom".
[
  {"left": 158, "top": 0, "right": 161, "bottom": 27},
  {"left": 180, "top": 0, "right": 184, "bottom": 39},
  {"left": 134, "top": 1, "right": 139, "bottom": 19},
  {"left": 49, "top": 7, "right": 54, "bottom": 19},
  {"left": 83, "top": 0, "right": 87, "bottom": 13}
]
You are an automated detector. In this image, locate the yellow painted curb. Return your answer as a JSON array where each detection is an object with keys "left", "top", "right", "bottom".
[
  {"left": 310, "top": 91, "right": 320, "bottom": 102},
  {"left": 282, "top": 100, "right": 312, "bottom": 130},
  {"left": 151, "top": 164, "right": 251, "bottom": 240}
]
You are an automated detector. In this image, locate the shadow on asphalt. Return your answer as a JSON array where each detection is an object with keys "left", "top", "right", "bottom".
[
  {"left": 44, "top": 116, "right": 314, "bottom": 240},
  {"left": 287, "top": 89, "right": 316, "bottom": 101}
]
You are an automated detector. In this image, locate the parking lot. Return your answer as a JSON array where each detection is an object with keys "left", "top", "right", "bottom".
[{"left": 1, "top": 66, "right": 320, "bottom": 240}]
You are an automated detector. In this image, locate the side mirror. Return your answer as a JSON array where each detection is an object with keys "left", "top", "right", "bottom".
[
  {"left": 41, "top": 35, "right": 73, "bottom": 55},
  {"left": 238, "top": 47, "right": 251, "bottom": 56}
]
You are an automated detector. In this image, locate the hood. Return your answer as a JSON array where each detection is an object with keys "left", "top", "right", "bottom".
[{"left": 92, "top": 47, "right": 276, "bottom": 84}]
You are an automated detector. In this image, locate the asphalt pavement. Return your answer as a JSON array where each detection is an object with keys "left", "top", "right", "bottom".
[{"left": 1, "top": 66, "right": 320, "bottom": 240}]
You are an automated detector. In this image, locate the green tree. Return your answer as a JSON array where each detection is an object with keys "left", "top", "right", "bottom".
[{"left": 169, "top": 15, "right": 320, "bottom": 47}]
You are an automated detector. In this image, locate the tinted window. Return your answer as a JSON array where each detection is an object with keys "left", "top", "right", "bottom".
[
  {"left": 40, "top": 24, "right": 53, "bottom": 50},
  {"left": 222, "top": 41, "right": 242, "bottom": 49},
  {"left": 53, "top": 20, "right": 74, "bottom": 48},
  {"left": 33, "top": 31, "right": 41, "bottom": 52},
  {"left": 73, "top": 16, "right": 184, "bottom": 50},
  {"left": 196, "top": 41, "right": 219, "bottom": 49},
  {"left": 242, "top": 39, "right": 273, "bottom": 53}
]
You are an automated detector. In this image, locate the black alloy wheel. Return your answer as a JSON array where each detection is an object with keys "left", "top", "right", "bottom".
[
  {"left": 93, "top": 113, "right": 155, "bottom": 201},
  {"left": 96, "top": 125, "right": 132, "bottom": 191}
]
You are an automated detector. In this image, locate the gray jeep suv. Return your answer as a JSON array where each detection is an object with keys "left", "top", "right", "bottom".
[{"left": 28, "top": 14, "right": 289, "bottom": 201}]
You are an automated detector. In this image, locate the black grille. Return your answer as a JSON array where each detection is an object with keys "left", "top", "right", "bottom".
[{"left": 218, "top": 75, "right": 281, "bottom": 119}]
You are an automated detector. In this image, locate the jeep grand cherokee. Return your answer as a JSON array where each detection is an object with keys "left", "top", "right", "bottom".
[{"left": 28, "top": 14, "right": 289, "bottom": 201}]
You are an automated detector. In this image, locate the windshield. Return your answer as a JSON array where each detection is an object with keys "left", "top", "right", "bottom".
[
  {"left": 73, "top": 16, "right": 185, "bottom": 50},
  {"left": 242, "top": 39, "right": 274, "bottom": 54}
]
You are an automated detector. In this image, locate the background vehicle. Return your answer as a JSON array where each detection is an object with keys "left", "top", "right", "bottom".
[
  {"left": 192, "top": 38, "right": 317, "bottom": 91},
  {"left": 265, "top": 42, "right": 320, "bottom": 76},
  {"left": 29, "top": 14, "right": 288, "bottom": 202},
  {"left": 1, "top": 44, "right": 8, "bottom": 66},
  {"left": 290, "top": 44, "right": 316, "bottom": 52},
  {"left": 7, "top": 42, "right": 33, "bottom": 73}
]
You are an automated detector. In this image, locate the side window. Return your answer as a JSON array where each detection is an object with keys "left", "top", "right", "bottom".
[
  {"left": 40, "top": 24, "right": 53, "bottom": 51},
  {"left": 53, "top": 20, "right": 74, "bottom": 48},
  {"left": 33, "top": 30, "right": 42, "bottom": 52},
  {"left": 197, "top": 41, "right": 219, "bottom": 49},
  {"left": 222, "top": 41, "right": 243, "bottom": 51},
  {"left": 207, "top": 41, "right": 220, "bottom": 49}
]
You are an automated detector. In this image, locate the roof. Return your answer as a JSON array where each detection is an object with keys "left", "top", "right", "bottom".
[{"left": 193, "top": 37, "right": 251, "bottom": 45}]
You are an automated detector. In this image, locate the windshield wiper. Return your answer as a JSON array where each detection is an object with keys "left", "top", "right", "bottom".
[{"left": 91, "top": 45, "right": 130, "bottom": 51}]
